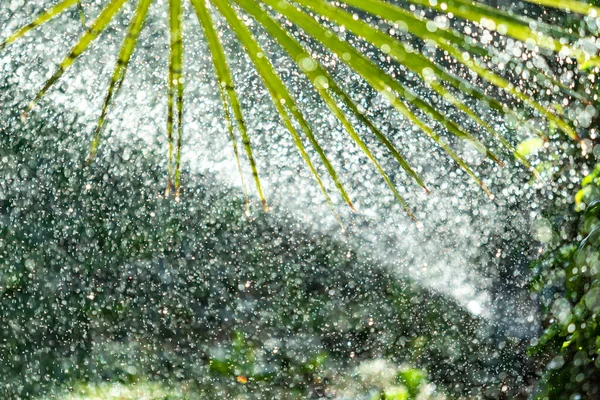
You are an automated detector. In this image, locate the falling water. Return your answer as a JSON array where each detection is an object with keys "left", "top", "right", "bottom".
[{"left": 0, "top": 0, "right": 588, "bottom": 398}]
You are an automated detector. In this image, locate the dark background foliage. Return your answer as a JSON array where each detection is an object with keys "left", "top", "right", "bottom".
[
  {"left": 0, "top": 81, "right": 536, "bottom": 399},
  {"left": 529, "top": 160, "right": 600, "bottom": 400}
]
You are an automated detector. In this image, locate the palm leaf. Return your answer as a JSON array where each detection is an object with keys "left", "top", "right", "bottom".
[
  {"left": 165, "top": 0, "right": 184, "bottom": 197},
  {"left": 2, "top": 0, "right": 595, "bottom": 219},
  {"left": 0, "top": 0, "right": 80, "bottom": 51},
  {"left": 228, "top": 0, "right": 419, "bottom": 217},
  {"left": 89, "top": 0, "right": 153, "bottom": 162},
  {"left": 209, "top": 0, "right": 356, "bottom": 215},
  {"left": 293, "top": 0, "right": 533, "bottom": 174},
  {"left": 524, "top": 0, "right": 600, "bottom": 18},
  {"left": 31, "top": 0, "right": 129, "bottom": 109},
  {"left": 260, "top": 0, "right": 495, "bottom": 193},
  {"left": 408, "top": 0, "right": 598, "bottom": 67},
  {"left": 189, "top": 0, "right": 250, "bottom": 213},
  {"left": 411, "top": 0, "right": 575, "bottom": 41},
  {"left": 338, "top": 0, "right": 580, "bottom": 140},
  {"left": 234, "top": 0, "right": 430, "bottom": 194},
  {"left": 190, "top": 0, "right": 268, "bottom": 209},
  {"left": 390, "top": 3, "right": 587, "bottom": 109}
]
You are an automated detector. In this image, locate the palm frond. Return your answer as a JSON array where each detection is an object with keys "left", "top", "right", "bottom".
[
  {"left": 30, "top": 0, "right": 128, "bottom": 109},
  {"left": 291, "top": 0, "right": 533, "bottom": 173},
  {"left": 261, "top": 0, "right": 495, "bottom": 193},
  {"left": 166, "top": 0, "right": 184, "bottom": 197},
  {"left": 234, "top": 0, "right": 430, "bottom": 194},
  {"left": 2, "top": 0, "right": 596, "bottom": 220},
  {"left": 0, "top": 0, "right": 79, "bottom": 51},
  {"left": 210, "top": 0, "right": 356, "bottom": 215},
  {"left": 338, "top": 0, "right": 580, "bottom": 140},
  {"left": 190, "top": 0, "right": 268, "bottom": 209},
  {"left": 524, "top": 0, "right": 600, "bottom": 18},
  {"left": 189, "top": 0, "right": 250, "bottom": 212},
  {"left": 411, "top": 0, "right": 575, "bottom": 41},
  {"left": 229, "top": 0, "right": 419, "bottom": 217},
  {"left": 410, "top": 0, "right": 599, "bottom": 67},
  {"left": 89, "top": 0, "right": 153, "bottom": 162}
]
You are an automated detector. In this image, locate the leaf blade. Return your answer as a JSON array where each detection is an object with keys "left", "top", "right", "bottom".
[
  {"left": 524, "top": 0, "right": 600, "bottom": 17},
  {"left": 339, "top": 0, "right": 580, "bottom": 140},
  {"left": 235, "top": 0, "right": 429, "bottom": 194},
  {"left": 88, "top": 0, "right": 153, "bottom": 161},
  {"left": 0, "top": 0, "right": 80, "bottom": 51},
  {"left": 31, "top": 0, "right": 129, "bottom": 107},
  {"left": 210, "top": 0, "right": 356, "bottom": 214},
  {"left": 166, "top": 0, "right": 184, "bottom": 196},
  {"left": 260, "top": 0, "right": 493, "bottom": 193},
  {"left": 190, "top": 0, "right": 267, "bottom": 208}
]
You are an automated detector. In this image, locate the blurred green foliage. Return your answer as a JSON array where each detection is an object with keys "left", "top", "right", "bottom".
[
  {"left": 530, "top": 164, "right": 600, "bottom": 399},
  {"left": 0, "top": 85, "right": 526, "bottom": 399}
]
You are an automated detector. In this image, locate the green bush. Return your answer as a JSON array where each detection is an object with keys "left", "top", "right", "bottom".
[
  {"left": 531, "top": 164, "right": 600, "bottom": 399},
  {"left": 0, "top": 85, "right": 524, "bottom": 399}
]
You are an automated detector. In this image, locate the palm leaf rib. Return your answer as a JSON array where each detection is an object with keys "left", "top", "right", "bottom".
[
  {"left": 328, "top": 84, "right": 432, "bottom": 193},
  {"left": 207, "top": 1, "right": 356, "bottom": 213},
  {"left": 260, "top": 0, "right": 494, "bottom": 194},
  {"left": 234, "top": 0, "right": 430, "bottom": 194},
  {"left": 76, "top": 0, "right": 88, "bottom": 28},
  {"left": 216, "top": 82, "right": 252, "bottom": 214},
  {"left": 412, "top": 0, "right": 574, "bottom": 41},
  {"left": 261, "top": 0, "right": 504, "bottom": 167},
  {"left": 338, "top": 0, "right": 580, "bottom": 141},
  {"left": 29, "top": 0, "right": 128, "bottom": 113},
  {"left": 0, "top": 0, "right": 80, "bottom": 51},
  {"left": 165, "top": 0, "right": 184, "bottom": 197},
  {"left": 396, "top": 6, "right": 586, "bottom": 108},
  {"left": 209, "top": 0, "right": 355, "bottom": 216},
  {"left": 524, "top": 0, "right": 600, "bottom": 18},
  {"left": 171, "top": 0, "right": 184, "bottom": 199},
  {"left": 438, "top": 39, "right": 579, "bottom": 140},
  {"left": 189, "top": 0, "right": 250, "bottom": 213},
  {"left": 89, "top": 0, "right": 153, "bottom": 162},
  {"left": 439, "top": 33, "right": 584, "bottom": 109},
  {"left": 270, "top": 87, "right": 356, "bottom": 212},
  {"left": 189, "top": 0, "right": 268, "bottom": 210},
  {"left": 276, "top": 96, "right": 357, "bottom": 212},
  {"left": 424, "top": 31, "right": 578, "bottom": 141},
  {"left": 32, "top": 0, "right": 128, "bottom": 109}
]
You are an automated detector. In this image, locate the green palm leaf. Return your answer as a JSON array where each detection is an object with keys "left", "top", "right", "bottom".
[
  {"left": 261, "top": 0, "right": 496, "bottom": 193},
  {"left": 166, "top": 0, "right": 184, "bottom": 197},
  {"left": 191, "top": 0, "right": 267, "bottom": 209},
  {"left": 234, "top": 0, "right": 430, "bottom": 194},
  {"left": 524, "top": 0, "right": 600, "bottom": 17},
  {"left": 410, "top": 0, "right": 578, "bottom": 45},
  {"left": 338, "top": 0, "right": 580, "bottom": 140},
  {"left": 225, "top": 0, "right": 418, "bottom": 217},
  {"left": 208, "top": 0, "right": 355, "bottom": 215},
  {"left": 89, "top": 0, "right": 154, "bottom": 162},
  {"left": 76, "top": 0, "right": 88, "bottom": 27},
  {"left": 30, "top": 0, "right": 129, "bottom": 109},
  {"left": 291, "top": 0, "right": 532, "bottom": 171},
  {"left": 189, "top": 0, "right": 251, "bottom": 212},
  {"left": 2, "top": 0, "right": 595, "bottom": 219},
  {"left": 0, "top": 0, "right": 80, "bottom": 51}
]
